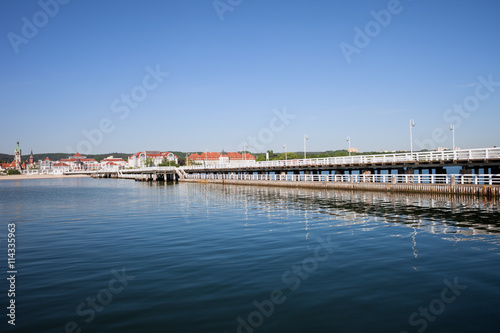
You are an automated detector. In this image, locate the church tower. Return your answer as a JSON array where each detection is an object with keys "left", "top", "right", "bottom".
[
  {"left": 29, "top": 149, "right": 34, "bottom": 165},
  {"left": 14, "top": 141, "right": 22, "bottom": 169}
]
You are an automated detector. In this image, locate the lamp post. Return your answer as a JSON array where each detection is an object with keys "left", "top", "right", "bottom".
[
  {"left": 304, "top": 134, "right": 308, "bottom": 159},
  {"left": 410, "top": 119, "right": 415, "bottom": 156},
  {"left": 244, "top": 143, "right": 248, "bottom": 164},
  {"left": 449, "top": 124, "right": 455, "bottom": 151},
  {"left": 346, "top": 136, "right": 351, "bottom": 156},
  {"left": 283, "top": 144, "right": 287, "bottom": 160}
]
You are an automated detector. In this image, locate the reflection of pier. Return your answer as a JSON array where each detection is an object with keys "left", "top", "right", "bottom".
[{"left": 176, "top": 183, "right": 500, "bottom": 238}]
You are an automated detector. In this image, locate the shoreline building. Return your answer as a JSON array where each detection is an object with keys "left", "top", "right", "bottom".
[
  {"left": 59, "top": 153, "right": 100, "bottom": 171},
  {"left": 188, "top": 150, "right": 255, "bottom": 166},
  {"left": 1, "top": 142, "right": 26, "bottom": 171},
  {"left": 127, "top": 151, "right": 178, "bottom": 168},
  {"left": 39, "top": 157, "right": 55, "bottom": 172},
  {"left": 101, "top": 156, "right": 127, "bottom": 170},
  {"left": 14, "top": 141, "right": 22, "bottom": 169}
]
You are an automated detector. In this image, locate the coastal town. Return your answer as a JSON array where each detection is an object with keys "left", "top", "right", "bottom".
[{"left": 0, "top": 142, "right": 256, "bottom": 175}]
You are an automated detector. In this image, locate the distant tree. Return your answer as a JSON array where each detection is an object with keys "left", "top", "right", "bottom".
[
  {"left": 7, "top": 169, "right": 21, "bottom": 175},
  {"left": 144, "top": 157, "right": 154, "bottom": 167},
  {"left": 158, "top": 157, "right": 169, "bottom": 166},
  {"left": 277, "top": 152, "right": 300, "bottom": 160},
  {"left": 333, "top": 150, "right": 349, "bottom": 157}
]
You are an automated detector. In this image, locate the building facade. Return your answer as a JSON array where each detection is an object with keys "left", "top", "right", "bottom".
[
  {"left": 59, "top": 153, "right": 100, "bottom": 171},
  {"left": 188, "top": 150, "right": 255, "bottom": 166},
  {"left": 127, "top": 151, "right": 178, "bottom": 168}
]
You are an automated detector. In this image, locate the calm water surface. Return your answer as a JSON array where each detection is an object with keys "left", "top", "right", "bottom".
[{"left": 1, "top": 178, "right": 499, "bottom": 333}]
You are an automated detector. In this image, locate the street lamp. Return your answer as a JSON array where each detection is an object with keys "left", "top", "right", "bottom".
[
  {"left": 346, "top": 136, "right": 351, "bottom": 156},
  {"left": 244, "top": 143, "right": 248, "bottom": 163},
  {"left": 410, "top": 119, "right": 415, "bottom": 155},
  {"left": 283, "top": 144, "right": 287, "bottom": 160},
  {"left": 449, "top": 124, "right": 455, "bottom": 151},
  {"left": 304, "top": 134, "right": 309, "bottom": 159}
]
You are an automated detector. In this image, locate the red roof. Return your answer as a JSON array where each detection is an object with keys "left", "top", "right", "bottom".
[
  {"left": 53, "top": 162, "right": 69, "bottom": 167},
  {"left": 73, "top": 152, "right": 83, "bottom": 157},
  {"left": 1, "top": 162, "right": 16, "bottom": 168},
  {"left": 44, "top": 157, "right": 51, "bottom": 161}
]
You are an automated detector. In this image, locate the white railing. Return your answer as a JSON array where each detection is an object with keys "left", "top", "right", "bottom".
[
  {"left": 122, "top": 166, "right": 177, "bottom": 173},
  {"left": 186, "top": 173, "right": 500, "bottom": 185},
  {"left": 180, "top": 147, "right": 500, "bottom": 171}
]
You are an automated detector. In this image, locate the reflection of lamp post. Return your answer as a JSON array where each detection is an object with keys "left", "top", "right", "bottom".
[
  {"left": 449, "top": 124, "right": 455, "bottom": 151},
  {"left": 283, "top": 144, "right": 287, "bottom": 160},
  {"left": 304, "top": 135, "right": 308, "bottom": 159},
  {"left": 410, "top": 119, "right": 415, "bottom": 155},
  {"left": 346, "top": 136, "right": 351, "bottom": 156}
]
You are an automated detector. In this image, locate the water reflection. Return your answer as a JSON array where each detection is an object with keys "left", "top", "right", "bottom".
[{"left": 175, "top": 183, "right": 500, "bottom": 239}]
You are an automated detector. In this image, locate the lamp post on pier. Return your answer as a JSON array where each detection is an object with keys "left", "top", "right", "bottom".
[
  {"left": 346, "top": 136, "right": 351, "bottom": 156},
  {"left": 449, "top": 124, "right": 455, "bottom": 151},
  {"left": 304, "top": 135, "right": 308, "bottom": 159},
  {"left": 283, "top": 144, "right": 287, "bottom": 160}
]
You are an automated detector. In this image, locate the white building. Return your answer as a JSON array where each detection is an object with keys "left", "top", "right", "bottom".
[
  {"left": 127, "top": 151, "right": 178, "bottom": 168},
  {"left": 187, "top": 150, "right": 256, "bottom": 166},
  {"left": 59, "top": 153, "right": 100, "bottom": 171},
  {"left": 52, "top": 162, "right": 71, "bottom": 174},
  {"left": 100, "top": 156, "right": 127, "bottom": 170}
]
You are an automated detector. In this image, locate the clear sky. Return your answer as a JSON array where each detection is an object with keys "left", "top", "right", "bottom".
[{"left": 1, "top": 0, "right": 499, "bottom": 155}]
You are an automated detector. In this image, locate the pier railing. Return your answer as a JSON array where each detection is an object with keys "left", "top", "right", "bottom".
[
  {"left": 182, "top": 147, "right": 500, "bottom": 170},
  {"left": 121, "top": 166, "right": 177, "bottom": 173},
  {"left": 187, "top": 173, "right": 500, "bottom": 185}
]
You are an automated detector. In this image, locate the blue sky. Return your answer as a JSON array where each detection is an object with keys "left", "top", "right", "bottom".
[{"left": 1, "top": 0, "right": 499, "bottom": 155}]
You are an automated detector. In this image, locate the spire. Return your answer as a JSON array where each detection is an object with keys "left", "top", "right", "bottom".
[{"left": 15, "top": 141, "right": 21, "bottom": 152}]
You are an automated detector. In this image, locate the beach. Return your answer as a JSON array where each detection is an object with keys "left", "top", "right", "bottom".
[{"left": 0, "top": 174, "right": 90, "bottom": 181}]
